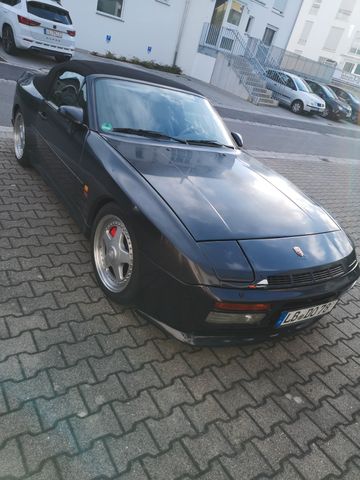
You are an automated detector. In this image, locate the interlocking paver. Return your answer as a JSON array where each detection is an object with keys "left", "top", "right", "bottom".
[{"left": 1, "top": 137, "right": 360, "bottom": 479}]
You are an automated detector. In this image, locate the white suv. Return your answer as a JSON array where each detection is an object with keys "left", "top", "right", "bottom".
[
  {"left": 265, "top": 69, "right": 326, "bottom": 115},
  {"left": 0, "top": 0, "right": 75, "bottom": 62}
]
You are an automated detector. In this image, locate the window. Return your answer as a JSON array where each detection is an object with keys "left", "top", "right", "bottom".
[
  {"left": 309, "top": 0, "right": 321, "bottom": 15},
  {"left": 227, "top": 1, "right": 244, "bottom": 26},
  {"left": 273, "top": 0, "right": 287, "bottom": 14},
  {"left": 343, "top": 62, "right": 355, "bottom": 73},
  {"left": 97, "top": 0, "right": 124, "bottom": 18},
  {"left": 298, "top": 21, "right": 313, "bottom": 45},
  {"left": 245, "top": 16, "right": 254, "bottom": 34},
  {"left": 349, "top": 31, "right": 360, "bottom": 55},
  {"left": 354, "top": 64, "right": 360, "bottom": 75},
  {"left": 285, "top": 76, "right": 296, "bottom": 91},
  {"left": 262, "top": 26, "right": 277, "bottom": 46},
  {"left": 336, "top": 0, "right": 355, "bottom": 20},
  {"left": 323, "top": 26, "right": 344, "bottom": 52},
  {"left": 48, "top": 71, "right": 85, "bottom": 108},
  {"left": 27, "top": 2, "right": 72, "bottom": 24}
]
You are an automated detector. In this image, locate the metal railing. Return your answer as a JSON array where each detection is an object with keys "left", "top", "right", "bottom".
[{"left": 199, "top": 23, "right": 337, "bottom": 84}]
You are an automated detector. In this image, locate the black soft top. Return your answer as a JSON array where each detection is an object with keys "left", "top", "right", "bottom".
[{"left": 34, "top": 59, "right": 200, "bottom": 97}]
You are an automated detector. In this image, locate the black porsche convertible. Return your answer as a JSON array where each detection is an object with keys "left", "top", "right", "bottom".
[{"left": 12, "top": 60, "right": 359, "bottom": 345}]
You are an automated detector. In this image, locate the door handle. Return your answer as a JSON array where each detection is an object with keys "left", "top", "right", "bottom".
[{"left": 38, "top": 111, "right": 47, "bottom": 120}]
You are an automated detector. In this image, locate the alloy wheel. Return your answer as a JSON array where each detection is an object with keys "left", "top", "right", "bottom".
[
  {"left": 93, "top": 214, "right": 134, "bottom": 293},
  {"left": 14, "top": 112, "right": 25, "bottom": 160}
]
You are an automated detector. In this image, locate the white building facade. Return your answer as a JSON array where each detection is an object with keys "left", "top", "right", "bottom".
[
  {"left": 61, "top": 0, "right": 303, "bottom": 81},
  {"left": 287, "top": 0, "right": 360, "bottom": 75}
]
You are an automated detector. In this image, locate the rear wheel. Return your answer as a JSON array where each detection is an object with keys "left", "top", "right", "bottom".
[
  {"left": 91, "top": 203, "right": 140, "bottom": 304},
  {"left": 13, "top": 110, "right": 31, "bottom": 167},
  {"left": 2, "top": 25, "right": 17, "bottom": 55},
  {"left": 290, "top": 100, "right": 304, "bottom": 115},
  {"left": 54, "top": 54, "right": 72, "bottom": 63}
]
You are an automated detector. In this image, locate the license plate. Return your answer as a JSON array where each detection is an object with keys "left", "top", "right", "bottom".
[
  {"left": 277, "top": 300, "right": 338, "bottom": 327},
  {"left": 44, "top": 28, "right": 63, "bottom": 38}
]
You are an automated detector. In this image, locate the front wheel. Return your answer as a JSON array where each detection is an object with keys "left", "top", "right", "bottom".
[
  {"left": 2, "top": 25, "right": 17, "bottom": 55},
  {"left": 91, "top": 203, "right": 140, "bottom": 304},
  {"left": 321, "top": 106, "right": 331, "bottom": 118},
  {"left": 13, "top": 110, "right": 31, "bottom": 167},
  {"left": 290, "top": 100, "right": 304, "bottom": 115}
]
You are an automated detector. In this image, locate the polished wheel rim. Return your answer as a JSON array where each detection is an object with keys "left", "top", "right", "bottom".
[
  {"left": 292, "top": 102, "right": 301, "bottom": 113},
  {"left": 93, "top": 215, "right": 134, "bottom": 293},
  {"left": 14, "top": 113, "right": 25, "bottom": 160},
  {"left": 322, "top": 108, "right": 329, "bottom": 118}
]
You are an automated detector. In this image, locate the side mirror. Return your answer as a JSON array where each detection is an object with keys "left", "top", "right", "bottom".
[
  {"left": 58, "top": 105, "right": 84, "bottom": 125},
  {"left": 231, "top": 132, "right": 244, "bottom": 148}
]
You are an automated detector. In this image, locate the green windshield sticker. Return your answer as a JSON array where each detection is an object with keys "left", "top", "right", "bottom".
[{"left": 101, "top": 122, "right": 113, "bottom": 132}]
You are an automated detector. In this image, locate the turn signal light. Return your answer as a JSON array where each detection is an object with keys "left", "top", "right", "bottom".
[
  {"left": 67, "top": 30, "right": 76, "bottom": 37},
  {"left": 18, "top": 15, "right": 40, "bottom": 26},
  {"left": 214, "top": 302, "right": 271, "bottom": 312}
]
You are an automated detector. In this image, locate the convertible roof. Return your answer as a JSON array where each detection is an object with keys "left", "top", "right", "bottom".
[{"left": 34, "top": 59, "right": 200, "bottom": 97}]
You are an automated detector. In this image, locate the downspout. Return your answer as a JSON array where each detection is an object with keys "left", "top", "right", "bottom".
[{"left": 173, "top": 0, "right": 191, "bottom": 67}]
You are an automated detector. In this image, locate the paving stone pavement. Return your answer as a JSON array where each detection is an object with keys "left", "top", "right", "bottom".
[{"left": 0, "top": 133, "right": 360, "bottom": 479}]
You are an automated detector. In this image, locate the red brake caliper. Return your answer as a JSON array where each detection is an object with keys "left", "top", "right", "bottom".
[{"left": 109, "top": 226, "right": 117, "bottom": 238}]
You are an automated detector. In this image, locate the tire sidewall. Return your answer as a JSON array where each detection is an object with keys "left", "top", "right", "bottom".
[
  {"left": 91, "top": 203, "right": 140, "bottom": 305},
  {"left": 3, "top": 25, "right": 16, "bottom": 54}
]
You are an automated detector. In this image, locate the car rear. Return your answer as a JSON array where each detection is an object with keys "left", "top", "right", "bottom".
[{"left": 17, "top": 0, "right": 75, "bottom": 59}]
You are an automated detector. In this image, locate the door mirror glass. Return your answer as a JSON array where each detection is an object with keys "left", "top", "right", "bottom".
[
  {"left": 58, "top": 105, "right": 84, "bottom": 125},
  {"left": 231, "top": 132, "right": 244, "bottom": 148}
]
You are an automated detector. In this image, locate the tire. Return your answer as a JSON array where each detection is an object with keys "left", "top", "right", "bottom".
[
  {"left": 321, "top": 106, "right": 331, "bottom": 119},
  {"left": 13, "top": 109, "right": 31, "bottom": 167},
  {"left": 290, "top": 100, "right": 304, "bottom": 115},
  {"left": 54, "top": 54, "right": 72, "bottom": 63},
  {"left": 91, "top": 203, "right": 140, "bottom": 305},
  {"left": 2, "top": 25, "right": 17, "bottom": 55}
]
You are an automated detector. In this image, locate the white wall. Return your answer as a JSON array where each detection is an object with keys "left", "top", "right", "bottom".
[
  {"left": 240, "top": 0, "right": 303, "bottom": 49},
  {"left": 287, "top": 0, "right": 360, "bottom": 70},
  {"left": 61, "top": 0, "right": 185, "bottom": 65}
]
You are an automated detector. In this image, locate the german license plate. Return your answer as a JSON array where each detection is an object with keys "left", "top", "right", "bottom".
[
  {"left": 45, "top": 28, "right": 63, "bottom": 38},
  {"left": 277, "top": 300, "right": 338, "bottom": 327}
]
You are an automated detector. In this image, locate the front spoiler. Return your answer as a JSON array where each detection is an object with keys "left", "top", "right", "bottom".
[{"left": 138, "top": 310, "right": 322, "bottom": 346}]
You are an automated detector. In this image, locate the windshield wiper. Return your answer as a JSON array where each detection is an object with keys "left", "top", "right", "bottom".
[
  {"left": 184, "top": 139, "right": 234, "bottom": 149},
  {"left": 108, "top": 128, "right": 187, "bottom": 144}
]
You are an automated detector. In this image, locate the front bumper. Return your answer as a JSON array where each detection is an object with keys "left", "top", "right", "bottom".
[
  {"left": 305, "top": 105, "right": 325, "bottom": 113},
  {"left": 137, "top": 255, "right": 359, "bottom": 345}
]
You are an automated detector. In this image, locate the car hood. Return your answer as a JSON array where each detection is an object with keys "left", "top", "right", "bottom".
[{"left": 106, "top": 137, "right": 339, "bottom": 241}]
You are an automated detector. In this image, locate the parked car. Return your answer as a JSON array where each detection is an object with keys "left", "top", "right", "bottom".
[
  {"left": 0, "top": 0, "right": 75, "bottom": 62},
  {"left": 265, "top": 69, "right": 325, "bottom": 115},
  {"left": 305, "top": 79, "right": 352, "bottom": 121},
  {"left": 11, "top": 60, "right": 359, "bottom": 345},
  {"left": 328, "top": 84, "right": 360, "bottom": 124}
]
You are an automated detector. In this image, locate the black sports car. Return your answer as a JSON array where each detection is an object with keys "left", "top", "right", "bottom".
[{"left": 12, "top": 60, "right": 359, "bottom": 345}]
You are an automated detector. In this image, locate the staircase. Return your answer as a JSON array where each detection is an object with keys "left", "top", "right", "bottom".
[{"left": 231, "top": 54, "right": 278, "bottom": 107}]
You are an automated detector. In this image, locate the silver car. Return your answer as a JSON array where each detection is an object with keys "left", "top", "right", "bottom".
[{"left": 265, "top": 69, "right": 325, "bottom": 115}]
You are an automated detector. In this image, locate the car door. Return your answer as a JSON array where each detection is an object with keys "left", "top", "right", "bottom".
[{"left": 34, "top": 69, "right": 88, "bottom": 221}]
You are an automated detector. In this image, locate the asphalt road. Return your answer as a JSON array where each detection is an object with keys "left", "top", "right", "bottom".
[{"left": 1, "top": 61, "right": 359, "bottom": 159}]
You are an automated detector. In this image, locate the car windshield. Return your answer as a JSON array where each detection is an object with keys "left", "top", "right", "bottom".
[
  {"left": 322, "top": 85, "right": 337, "bottom": 99},
  {"left": 26, "top": 1, "right": 72, "bottom": 25},
  {"left": 95, "top": 78, "right": 234, "bottom": 146},
  {"left": 293, "top": 76, "right": 312, "bottom": 93}
]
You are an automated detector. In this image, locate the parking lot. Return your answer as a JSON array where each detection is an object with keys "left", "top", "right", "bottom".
[{"left": 0, "top": 124, "right": 360, "bottom": 479}]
